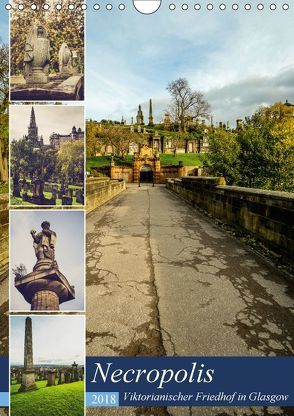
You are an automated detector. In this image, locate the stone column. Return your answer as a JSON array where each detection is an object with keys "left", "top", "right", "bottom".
[
  {"left": 31, "top": 290, "right": 60, "bottom": 311},
  {"left": 178, "top": 161, "right": 184, "bottom": 178},
  {"left": 19, "top": 317, "right": 37, "bottom": 392}
]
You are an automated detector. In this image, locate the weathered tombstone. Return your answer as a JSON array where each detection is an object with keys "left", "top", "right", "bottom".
[
  {"left": 71, "top": 361, "right": 79, "bottom": 382},
  {"left": 51, "top": 188, "right": 57, "bottom": 203},
  {"left": 62, "top": 196, "right": 73, "bottom": 205},
  {"left": 59, "top": 43, "right": 72, "bottom": 74},
  {"left": 58, "top": 371, "right": 65, "bottom": 384},
  {"left": 17, "top": 372, "right": 22, "bottom": 384},
  {"left": 13, "top": 176, "right": 21, "bottom": 197},
  {"left": 47, "top": 370, "right": 56, "bottom": 387},
  {"left": 65, "top": 371, "right": 71, "bottom": 383},
  {"left": 76, "top": 190, "right": 84, "bottom": 205},
  {"left": 24, "top": 24, "right": 50, "bottom": 84},
  {"left": 71, "top": 50, "right": 79, "bottom": 74}
]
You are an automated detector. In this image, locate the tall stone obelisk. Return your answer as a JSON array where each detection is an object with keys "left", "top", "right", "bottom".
[
  {"left": 19, "top": 317, "right": 37, "bottom": 392},
  {"left": 148, "top": 98, "right": 154, "bottom": 126}
]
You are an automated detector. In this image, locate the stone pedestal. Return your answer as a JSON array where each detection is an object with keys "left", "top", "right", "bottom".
[
  {"left": 47, "top": 371, "right": 56, "bottom": 387},
  {"left": 26, "top": 68, "right": 49, "bottom": 84},
  {"left": 10, "top": 75, "right": 84, "bottom": 101},
  {"left": 15, "top": 268, "right": 75, "bottom": 311},
  {"left": 18, "top": 370, "right": 37, "bottom": 392}
]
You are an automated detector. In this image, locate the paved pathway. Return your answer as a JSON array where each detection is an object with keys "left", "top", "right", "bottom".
[{"left": 86, "top": 184, "right": 294, "bottom": 416}]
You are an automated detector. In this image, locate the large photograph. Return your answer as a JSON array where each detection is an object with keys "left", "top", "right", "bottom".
[{"left": 85, "top": 7, "right": 294, "bottom": 416}]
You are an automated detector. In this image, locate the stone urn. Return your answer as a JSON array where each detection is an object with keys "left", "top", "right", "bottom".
[{"left": 24, "top": 25, "right": 50, "bottom": 84}]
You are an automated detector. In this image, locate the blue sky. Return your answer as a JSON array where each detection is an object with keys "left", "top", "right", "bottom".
[
  {"left": 1, "top": 5, "right": 294, "bottom": 125},
  {"left": 86, "top": 5, "right": 294, "bottom": 126},
  {"left": 10, "top": 210, "right": 85, "bottom": 311},
  {"left": 10, "top": 315, "right": 84, "bottom": 366}
]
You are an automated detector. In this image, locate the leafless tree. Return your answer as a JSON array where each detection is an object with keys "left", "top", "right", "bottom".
[{"left": 167, "top": 78, "right": 211, "bottom": 132}]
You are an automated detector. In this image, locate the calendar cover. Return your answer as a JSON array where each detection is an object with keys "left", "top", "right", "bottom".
[{"left": 0, "top": 1, "right": 294, "bottom": 416}]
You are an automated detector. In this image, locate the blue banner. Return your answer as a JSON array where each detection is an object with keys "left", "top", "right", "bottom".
[
  {"left": 86, "top": 356, "right": 294, "bottom": 407},
  {"left": 0, "top": 356, "right": 9, "bottom": 407}
]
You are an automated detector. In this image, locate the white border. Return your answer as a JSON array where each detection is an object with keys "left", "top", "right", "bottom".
[
  {"left": 8, "top": 209, "right": 86, "bottom": 314},
  {"left": 8, "top": 103, "right": 86, "bottom": 209}
]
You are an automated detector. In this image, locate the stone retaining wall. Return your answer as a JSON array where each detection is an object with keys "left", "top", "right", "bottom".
[
  {"left": 166, "top": 177, "right": 294, "bottom": 259},
  {"left": 0, "top": 194, "right": 8, "bottom": 282},
  {"left": 86, "top": 177, "right": 126, "bottom": 214}
]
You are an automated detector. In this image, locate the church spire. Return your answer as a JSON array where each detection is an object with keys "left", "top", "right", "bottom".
[
  {"left": 148, "top": 98, "right": 154, "bottom": 126},
  {"left": 27, "top": 106, "right": 39, "bottom": 145},
  {"left": 30, "top": 106, "right": 36, "bottom": 129}
]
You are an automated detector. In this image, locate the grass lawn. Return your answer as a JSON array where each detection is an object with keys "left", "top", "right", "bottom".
[
  {"left": 159, "top": 153, "right": 204, "bottom": 166},
  {"left": 10, "top": 185, "right": 83, "bottom": 206},
  {"left": 87, "top": 153, "right": 204, "bottom": 171},
  {"left": 11, "top": 380, "right": 84, "bottom": 416}
]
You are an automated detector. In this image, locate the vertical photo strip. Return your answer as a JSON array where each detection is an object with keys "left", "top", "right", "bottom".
[{"left": 9, "top": 0, "right": 85, "bottom": 101}]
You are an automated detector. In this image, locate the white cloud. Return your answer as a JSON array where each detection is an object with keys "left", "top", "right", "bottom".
[
  {"left": 10, "top": 315, "right": 85, "bottom": 366},
  {"left": 86, "top": 9, "right": 294, "bottom": 123}
]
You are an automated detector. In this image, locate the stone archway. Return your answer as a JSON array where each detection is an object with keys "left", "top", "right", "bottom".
[{"left": 140, "top": 165, "right": 153, "bottom": 183}]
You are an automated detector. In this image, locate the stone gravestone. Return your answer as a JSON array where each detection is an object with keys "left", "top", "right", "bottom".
[
  {"left": 51, "top": 188, "right": 57, "bottom": 204},
  {"left": 62, "top": 195, "right": 73, "bottom": 205},
  {"left": 58, "top": 371, "right": 65, "bottom": 384},
  {"left": 17, "top": 372, "right": 22, "bottom": 384},
  {"left": 65, "top": 371, "right": 71, "bottom": 383},
  {"left": 75, "top": 189, "right": 84, "bottom": 205},
  {"left": 47, "top": 370, "right": 56, "bottom": 387},
  {"left": 24, "top": 24, "right": 50, "bottom": 84},
  {"left": 71, "top": 50, "right": 79, "bottom": 74},
  {"left": 18, "top": 317, "right": 37, "bottom": 392},
  {"left": 59, "top": 43, "right": 72, "bottom": 75},
  {"left": 13, "top": 176, "right": 21, "bottom": 197}
]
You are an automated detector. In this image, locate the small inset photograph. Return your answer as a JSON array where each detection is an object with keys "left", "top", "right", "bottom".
[
  {"left": 9, "top": 105, "right": 84, "bottom": 207},
  {"left": 10, "top": 0, "right": 84, "bottom": 101},
  {"left": 10, "top": 210, "right": 85, "bottom": 312},
  {"left": 10, "top": 315, "right": 85, "bottom": 416}
]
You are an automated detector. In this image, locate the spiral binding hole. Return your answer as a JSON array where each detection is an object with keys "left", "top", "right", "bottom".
[{"left": 4, "top": 2, "right": 291, "bottom": 12}]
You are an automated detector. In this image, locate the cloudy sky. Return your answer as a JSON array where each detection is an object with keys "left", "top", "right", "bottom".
[
  {"left": 10, "top": 210, "right": 85, "bottom": 311},
  {"left": 10, "top": 315, "right": 84, "bottom": 366},
  {"left": 10, "top": 106, "right": 84, "bottom": 144},
  {"left": 86, "top": 7, "right": 294, "bottom": 126},
  {"left": 1, "top": 6, "right": 294, "bottom": 125}
]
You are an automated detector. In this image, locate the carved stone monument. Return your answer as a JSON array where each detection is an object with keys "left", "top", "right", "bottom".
[
  {"left": 15, "top": 221, "right": 75, "bottom": 311},
  {"left": 58, "top": 43, "right": 72, "bottom": 74},
  {"left": 47, "top": 370, "right": 56, "bottom": 387},
  {"left": 24, "top": 24, "right": 50, "bottom": 84},
  {"left": 19, "top": 317, "right": 37, "bottom": 392}
]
